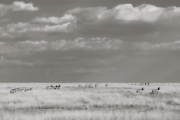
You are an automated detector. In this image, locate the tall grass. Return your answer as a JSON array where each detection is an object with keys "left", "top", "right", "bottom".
[{"left": 0, "top": 83, "right": 180, "bottom": 120}]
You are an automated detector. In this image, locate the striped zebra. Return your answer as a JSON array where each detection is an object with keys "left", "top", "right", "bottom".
[
  {"left": 150, "top": 87, "right": 160, "bottom": 94},
  {"left": 89, "top": 84, "right": 94, "bottom": 88},
  {"left": 46, "top": 85, "right": 60, "bottom": 90},
  {"left": 10, "top": 87, "right": 32, "bottom": 94},
  {"left": 19, "top": 88, "right": 28, "bottom": 92},
  {"left": 13, "top": 88, "right": 26, "bottom": 92},
  {"left": 78, "top": 84, "right": 83, "bottom": 88},
  {"left": 46, "top": 86, "right": 52, "bottom": 90},
  {"left": 85, "top": 84, "right": 89, "bottom": 87},
  {"left": 24, "top": 88, "right": 33, "bottom": 91},
  {"left": 95, "top": 84, "right": 99, "bottom": 88},
  {"left": 136, "top": 88, "right": 144, "bottom": 93},
  {"left": 14, "top": 88, "right": 21, "bottom": 92},
  {"left": 55, "top": 85, "right": 60, "bottom": 89},
  {"left": 10, "top": 89, "right": 17, "bottom": 94}
]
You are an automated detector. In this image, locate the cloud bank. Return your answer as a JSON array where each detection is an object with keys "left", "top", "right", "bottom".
[{"left": 0, "top": 1, "right": 38, "bottom": 16}]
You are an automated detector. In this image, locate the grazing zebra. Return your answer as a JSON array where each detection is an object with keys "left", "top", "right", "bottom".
[
  {"left": 25, "top": 88, "right": 33, "bottom": 91},
  {"left": 10, "top": 89, "right": 16, "bottom": 94},
  {"left": 150, "top": 87, "right": 160, "bottom": 94},
  {"left": 10, "top": 87, "right": 32, "bottom": 94},
  {"left": 52, "top": 86, "right": 57, "bottom": 90},
  {"left": 56, "top": 85, "right": 60, "bottom": 89},
  {"left": 89, "top": 84, "right": 94, "bottom": 88},
  {"left": 95, "top": 84, "right": 99, "bottom": 88},
  {"left": 14, "top": 88, "right": 21, "bottom": 92},
  {"left": 20, "top": 87, "right": 31, "bottom": 92},
  {"left": 46, "top": 85, "right": 60, "bottom": 90},
  {"left": 78, "top": 84, "right": 83, "bottom": 88},
  {"left": 46, "top": 86, "right": 52, "bottom": 90},
  {"left": 105, "top": 84, "right": 108, "bottom": 87},
  {"left": 85, "top": 84, "right": 89, "bottom": 87},
  {"left": 136, "top": 88, "right": 144, "bottom": 93}
]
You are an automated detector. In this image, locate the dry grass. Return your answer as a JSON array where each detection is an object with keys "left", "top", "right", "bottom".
[{"left": 0, "top": 83, "right": 180, "bottom": 120}]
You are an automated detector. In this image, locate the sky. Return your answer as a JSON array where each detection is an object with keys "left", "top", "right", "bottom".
[{"left": 0, "top": 0, "right": 180, "bottom": 83}]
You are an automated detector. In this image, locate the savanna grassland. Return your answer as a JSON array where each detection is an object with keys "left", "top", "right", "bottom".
[{"left": 0, "top": 83, "right": 180, "bottom": 120}]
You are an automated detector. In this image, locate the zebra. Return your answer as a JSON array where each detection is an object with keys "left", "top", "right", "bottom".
[
  {"left": 14, "top": 88, "right": 21, "bottom": 92},
  {"left": 46, "top": 85, "right": 60, "bottom": 90},
  {"left": 85, "top": 84, "right": 89, "bottom": 87},
  {"left": 95, "top": 84, "right": 99, "bottom": 88},
  {"left": 89, "top": 84, "right": 94, "bottom": 88},
  {"left": 19, "top": 88, "right": 27, "bottom": 92},
  {"left": 150, "top": 87, "right": 160, "bottom": 94},
  {"left": 136, "top": 88, "right": 144, "bottom": 93},
  {"left": 24, "top": 88, "right": 33, "bottom": 92},
  {"left": 78, "top": 84, "right": 83, "bottom": 88},
  {"left": 10, "top": 89, "right": 16, "bottom": 94},
  {"left": 46, "top": 86, "right": 52, "bottom": 90},
  {"left": 105, "top": 84, "right": 108, "bottom": 87},
  {"left": 56, "top": 85, "right": 60, "bottom": 89}
]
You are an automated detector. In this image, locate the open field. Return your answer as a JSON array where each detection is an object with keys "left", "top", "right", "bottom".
[{"left": 0, "top": 83, "right": 180, "bottom": 120}]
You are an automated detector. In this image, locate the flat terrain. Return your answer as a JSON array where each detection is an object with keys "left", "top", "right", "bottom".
[{"left": 0, "top": 83, "right": 180, "bottom": 120}]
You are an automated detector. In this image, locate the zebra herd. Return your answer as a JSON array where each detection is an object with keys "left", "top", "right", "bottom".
[
  {"left": 78, "top": 84, "right": 108, "bottom": 88},
  {"left": 10, "top": 84, "right": 108, "bottom": 93},
  {"left": 46, "top": 85, "right": 61, "bottom": 90},
  {"left": 9, "top": 84, "right": 160, "bottom": 95},
  {"left": 10, "top": 87, "right": 33, "bottom": 94},
  {"left": 130, "top": 83, "right": 150, "bottom": 86},
  {"left": 136, "top": 87, "right": 160, "bottom": 94}
]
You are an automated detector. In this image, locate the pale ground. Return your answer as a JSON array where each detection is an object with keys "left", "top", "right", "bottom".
[{"left": 0, "top": 83, "right": 180, "bottom": 120}]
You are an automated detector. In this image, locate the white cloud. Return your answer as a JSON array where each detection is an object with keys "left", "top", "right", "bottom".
[
  {"left": 0, "top": 1, "right": 38, "bottom": 16},
  {"left": 26, "top": 22, "right": 75, "bottom": 33},
  {"left": 0, "top": 4, "right": 10, "bottom": 16},
  {"left": 33, "top": 14, "right": 76, "bottom": 24},
  {"left": 16, "top": 40, "right": 48, "bottom": 52},
  {"left": 66, "top": 4, "right": 180, "bottom": 23},
  {"left": 0, "top": 38, "right": 124, "bottom": 55},
  {"left": 12, "top": 1, "right": 39, "bottom": 11},
  {"left": 1, "top": 38, "right": 180, "bottom": 58},
  {"left": 0, "top": 56, "right": 33, "bottom": 66},
  {"left": 0, "top": 22, "right": 76, "bottom": 38},
  {"left": 50, "top": 38, "right": 124, "bottom": 51},
  {"left": 134, "top": 41, "right": 180, "bottom": 50},
  {"left": 13, "top": 38, "right": 124, "bottom": 52}
]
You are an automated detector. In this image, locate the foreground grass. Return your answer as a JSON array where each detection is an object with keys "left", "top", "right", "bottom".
[{"left": 0, "top": 83, "right": 180, "bottom": 120}]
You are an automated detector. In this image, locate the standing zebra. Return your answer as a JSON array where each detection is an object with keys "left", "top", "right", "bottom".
[
  {"left": 150, "top": 87, "right": 160, "bottom": 94},
  {"left": 89, "top": 84, "right": 94, "bottom": 88},
  {"left": 95, "top": 84, "right": 99, "bottom": 88},
  {"left": 10, "top": 89, "right": 16, "bottom": 94},
  {"left": 78, "top": 84, "right": 83, "bottom": 88},
  {"left": 46, "top": 86, "right": 52, "bottom": 90},
  {"left": 136, "top": 88, "right": 144, "bottom": 93},
  {"left": 85, "top": 84, "right": 89, "bottom": 87}
]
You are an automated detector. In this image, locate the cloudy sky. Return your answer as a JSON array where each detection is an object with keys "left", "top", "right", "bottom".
[{"left": 1, "top": 0, "right": 180, "bottom": 83}]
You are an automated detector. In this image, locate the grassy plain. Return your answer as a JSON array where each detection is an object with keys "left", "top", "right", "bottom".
[{"left": 0, "top": 83, "right": 180, "bottom": 120}]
